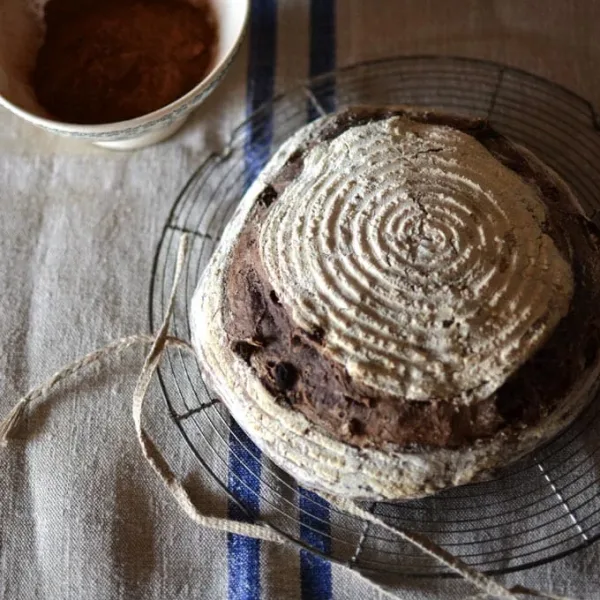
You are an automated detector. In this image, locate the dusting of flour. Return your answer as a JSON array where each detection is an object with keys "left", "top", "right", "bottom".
[{"left": 259, "top": 117, "right": 573, "bottom": 402}]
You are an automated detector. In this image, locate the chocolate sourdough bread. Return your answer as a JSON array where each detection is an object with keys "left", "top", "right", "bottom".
[{"left": 191, "top": 107, "right": 600, "bottom": 500}]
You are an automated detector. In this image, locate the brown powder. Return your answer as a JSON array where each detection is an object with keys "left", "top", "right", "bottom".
[{"left": 32, "top": 0, "right": 218, "bottom": 124}]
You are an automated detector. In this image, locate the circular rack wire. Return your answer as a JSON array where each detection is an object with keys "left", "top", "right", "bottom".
[{"left": 149, "top": 56, "right": 600, "bottom": 578}]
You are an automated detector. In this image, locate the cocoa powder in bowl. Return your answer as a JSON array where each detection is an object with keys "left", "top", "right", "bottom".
[{"left": 32, "top": 0, "right": 218, "bottom": 124}]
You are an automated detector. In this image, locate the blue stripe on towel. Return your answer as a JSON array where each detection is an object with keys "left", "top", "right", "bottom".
[
  {"left": 299, "top": 488, "right": 333, "bottom": 600},
  {"left": 228, "top": 1, "right": 277, "bottom": 599},
  {"left": 300, "top": 2, "right": 336, "bottom": 599},
  {"left": 308, "top": 0, "right": 337, "bottom": 120},
  {"left": 245, "top": 0, "right": 278, "bottom": 185},
  {"left": 228, "top": 423, "right": 263, "bottom": 600}
]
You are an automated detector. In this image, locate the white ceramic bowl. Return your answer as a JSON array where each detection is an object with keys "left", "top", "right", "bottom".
[{"left": 0, "top": 0, "right": 248, "bottom": 149}]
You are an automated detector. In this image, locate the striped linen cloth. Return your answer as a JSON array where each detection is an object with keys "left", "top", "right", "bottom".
[
  {"left": 2, "top": 1, "right": 600, "bottom": 599},
  {"left": 229, "top": 3, "right": 335, "bottom": 599}
]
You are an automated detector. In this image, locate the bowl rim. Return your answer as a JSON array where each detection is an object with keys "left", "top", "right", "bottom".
[{"left": 0, "top": 0, "right": 250, "bottom": 133}]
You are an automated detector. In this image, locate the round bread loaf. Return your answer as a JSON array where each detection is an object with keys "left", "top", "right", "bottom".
[{"left": 191, "top": 106, "right": 600, "bottom": 500}]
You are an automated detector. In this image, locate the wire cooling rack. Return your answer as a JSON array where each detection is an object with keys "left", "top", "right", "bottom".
[{"left": 149, "top": 56, "right": 600, "bottom": 578}]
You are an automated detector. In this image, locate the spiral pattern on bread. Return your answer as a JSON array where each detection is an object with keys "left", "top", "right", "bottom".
[{"left": 259, "top": 117, "right": 573, "bottom": 402}]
